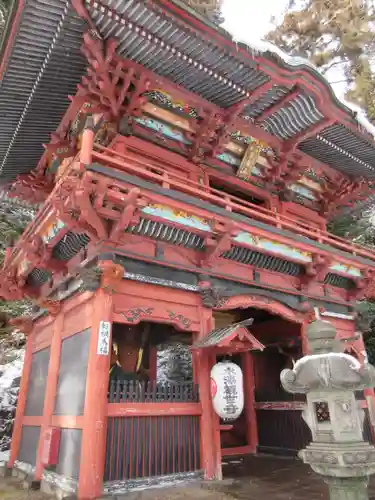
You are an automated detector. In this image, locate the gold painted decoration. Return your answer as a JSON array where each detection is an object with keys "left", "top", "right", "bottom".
[
  {"left": 71, "top": 102, "right": 92, "bottom": 136},
  {"left": 143, "top": 89, "right": 199, "bottom": 118},
  {"left": 237, "top": 139, "right": 265, "bottom": 181},
  {"left": 94, "top": 121, "right": 117, "bottom": 146}
]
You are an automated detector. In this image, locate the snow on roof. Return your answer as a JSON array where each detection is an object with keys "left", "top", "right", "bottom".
[{"left": 234, "top": 36, "right": 375, "bottom": 140}]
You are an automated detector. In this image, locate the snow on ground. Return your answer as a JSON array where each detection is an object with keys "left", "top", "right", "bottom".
[
  {"left": 0, "top": 338, "right": 25, "bottom": 452},
  {"left": 0, "top": 449, "right": 9, "bottom": 464}
]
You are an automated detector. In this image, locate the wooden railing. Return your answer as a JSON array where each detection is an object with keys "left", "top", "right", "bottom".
[
  {"left": 108, "top": 380, "right": 200, "bottom": 403},
  {"left": 7, "top": 142, "right": 375, "bottom": 277},
  {"left": 105, "top": 380, "right": 201, "bottom": 482},
  {"left": 92, "top": 143, "right": 375, "bottom": 262}
]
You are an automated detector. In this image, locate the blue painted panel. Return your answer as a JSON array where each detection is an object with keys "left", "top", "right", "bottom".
[
  {"left": 134, "top": 117, "right": 191, "bottom": 144},
  {"left": 234, "top": 232, "right": 312, "bottom": 263}
]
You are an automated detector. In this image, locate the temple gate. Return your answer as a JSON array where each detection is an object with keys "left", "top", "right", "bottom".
[{"left": 0, "top": 0, "right": 375, "bottom": 498}]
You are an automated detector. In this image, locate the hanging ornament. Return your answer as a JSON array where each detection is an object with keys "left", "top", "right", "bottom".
[
  {"left": 237, "top": 139, "right": 265, "bottom": 181},
  {"left": 210, "top": 361, "right": 244, "bottom": 421}
]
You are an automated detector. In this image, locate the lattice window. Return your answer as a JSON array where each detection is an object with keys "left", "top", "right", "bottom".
[{"left": 314, "top": 401, "right": 331, "bottom": 423}]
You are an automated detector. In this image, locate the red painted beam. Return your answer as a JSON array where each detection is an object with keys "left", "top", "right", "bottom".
[
  {"left": 254, "top": 401, "right": 305, "bottom": 410},
  {"left": 107, "top": 402, "right": 202, "bottom": 417},
  {"left": 20, "top": 416, "right": 43, "bottom": 426},
  {"left": 221, "top": 445, "right": 254, "bottom": 457}
]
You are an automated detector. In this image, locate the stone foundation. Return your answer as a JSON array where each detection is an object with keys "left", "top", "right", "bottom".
[
  {"left": 104, "top": 471, "right": 203, "bottom": 495},
  {"left": 41, "top": 470, "right": 78, "bottom": 500}
]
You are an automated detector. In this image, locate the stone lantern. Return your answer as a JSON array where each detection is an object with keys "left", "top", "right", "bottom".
[{"left": 281, "top": 319, "right": 375, "bottom": 500}]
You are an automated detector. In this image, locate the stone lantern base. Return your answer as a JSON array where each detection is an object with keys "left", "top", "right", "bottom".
[
  {"left": 323, "top": 477, "right": 369, "bottom": 500},
  {"left": 299, "top": 441, "right": 375, "bottom": 500}
]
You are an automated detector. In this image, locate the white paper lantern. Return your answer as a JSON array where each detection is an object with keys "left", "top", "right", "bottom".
[{"left": 210, "top": 361, "right": 244, "bottom": 421}]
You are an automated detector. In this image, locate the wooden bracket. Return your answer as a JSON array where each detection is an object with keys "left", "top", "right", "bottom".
[
  {"left": 37, "top": 299, "right": 62, "bottom": 317},
  {"left": 79, "top": 32, "right": 149, "bottom": 120},
  {"left": 301, "top": 254, "right": 331, "bottom": 291},
  {"left": 99, "top": 261, "right": 124, "bottom": 293},
  {"left": 201, "top": 222, "right": 238, "bottom": 268},
  {"left": 109, "top": 188, "right": 147, "bottom": 242}
]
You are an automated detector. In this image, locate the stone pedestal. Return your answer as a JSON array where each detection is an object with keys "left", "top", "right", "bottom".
[{"left": 325, "top": 477, "right": 369, "bottom": 500}]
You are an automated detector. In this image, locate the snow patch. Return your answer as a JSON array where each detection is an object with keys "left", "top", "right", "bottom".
[
  {"left": 0, "top": 449, "right": 9, "bottom": 464},
  {"left": 0, "top": 344, "right": 25, "bottom": 452},
  {"left": 294, "top": 352, "right": 361, "bottom": 371}
]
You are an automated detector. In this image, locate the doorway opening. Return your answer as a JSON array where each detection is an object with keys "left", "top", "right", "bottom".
[{"left": 213, "top": 307, "right": 305, "bottom": 460}]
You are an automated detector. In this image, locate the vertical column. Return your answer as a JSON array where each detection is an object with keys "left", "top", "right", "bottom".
[
  {"left": 196, "top": 307, "right": 221, "bottom": 480},
  {"left": 78, "top": 262, "right": 123, "bottom": 499},
  {"left": 300, "top": 319, "right": 310, "bottom": 355},
  {"left": 8, "top": 329, "right": 34, "bottom": 468},
  {"left": 80, "top": 113, "right": 102, "bottom": 166},
  {"left": 242, "top": 351, "right": 258, "bottom": 453},
  {"left": 149, "top": 346, "right": 157, "bottom": 381},
  {"left": 34, "top": 312, "right": 64, "bottom": 480}
]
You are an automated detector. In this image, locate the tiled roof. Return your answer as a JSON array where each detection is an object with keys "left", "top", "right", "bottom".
[{"left": 192, "top": 318, "right": 265, "bottom": 350}]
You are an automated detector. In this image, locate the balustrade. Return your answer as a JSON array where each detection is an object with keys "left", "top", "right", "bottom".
[{"left": 92, "top": 143, "right": 375, "bottom": 261}]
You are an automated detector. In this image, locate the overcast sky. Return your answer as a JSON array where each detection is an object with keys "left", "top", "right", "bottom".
[
  {"left": 221, "top": 0, "right": 346, "bottom": 99},
  {"left": 222, "top": 0, "right": 287, "bottom": 44}
]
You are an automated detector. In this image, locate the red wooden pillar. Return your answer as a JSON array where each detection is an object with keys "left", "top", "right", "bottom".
[
  {"left": 8, "top": 329, "right": 34, "bottom": 468},
  {"left": 34, "top": 313, "right": 63, "bottom": 479},
  {"left": 196, "top": 307, "right": 221, "bottom": 480},
  {"left": 80, "top": 113, "right": 102, "bottom": 166},
  {"left": 242, "top": 351, "right": 258, "bottom": 453},
  {"left": 78, "top": 262, "right": 122, "bottom": 499},
  {"left": 80, "top": 126, "right": 95, "bottom": 165}
]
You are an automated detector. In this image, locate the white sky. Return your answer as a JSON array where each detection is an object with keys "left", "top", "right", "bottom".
[
  {"left": 222, "top": 0, "right": 287, "bottom": 45},
  {"left": 221, "top": 0, "right": 346, "bottom": 99}
]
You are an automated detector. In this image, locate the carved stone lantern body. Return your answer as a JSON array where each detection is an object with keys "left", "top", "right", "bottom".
[{"left": 281, "top": 320, "right": 375, "bottom": 500}]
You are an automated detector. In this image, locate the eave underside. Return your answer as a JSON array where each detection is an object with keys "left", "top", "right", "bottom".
[{"left": 0, "top": 0, "right": 374, "bottom": 189}]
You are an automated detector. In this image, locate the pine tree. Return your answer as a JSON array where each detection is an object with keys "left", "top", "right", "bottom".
[
  {"left": 0, "top": 194, "right": 35, "bottom": 333},
  {"left": 266, "top": 0, "right": 375, "bottom": 120}
]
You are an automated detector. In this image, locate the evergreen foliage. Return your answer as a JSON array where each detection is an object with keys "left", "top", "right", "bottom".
[{"left": 266, "top": 0, "right": 375, "bottom": 122}]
